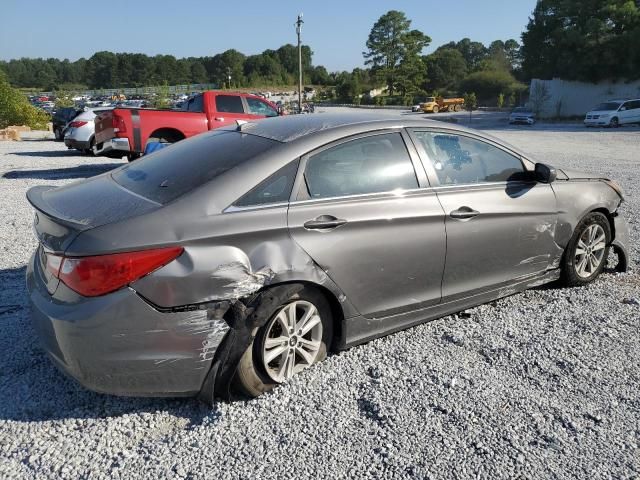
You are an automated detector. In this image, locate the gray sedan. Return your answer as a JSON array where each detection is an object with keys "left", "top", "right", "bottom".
[{"left": 26, "top": 114, "right": 629, "bottom": 401}]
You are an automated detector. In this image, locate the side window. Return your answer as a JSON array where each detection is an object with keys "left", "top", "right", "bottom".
[
  {"left": 304, "top": 133, "right": 418, "bottom": 199},
  {"left": 626, "top": 100, "right": 640, "bottom": 110},
  {"left": 215, "top": 95, "right": 245, "bottom": 113},
  {"left": 234, "top": 160, "right": 299, "bottom": 207},
  {"left": 246, "top": 97, "right": 278, "bottom": 117},
  {"left": 414, "top": 132, "right": 524, "bottom": 185},
  {"left": 186, "top": 94, "right": 204, "bottom": 112}
]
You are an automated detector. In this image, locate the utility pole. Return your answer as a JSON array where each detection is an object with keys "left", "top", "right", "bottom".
[
  {"left": 295, "top": 13, "right": 304, "bottom": 114},
  {"left": 226, "top": 67, "right": 232, "bottom": 90}
]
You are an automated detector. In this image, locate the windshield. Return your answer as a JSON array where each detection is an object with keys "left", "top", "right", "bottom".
[
  {"left": 594, "top": 102, "right": 621, "bottom": 111},
  {"left": 112, "top": 131, "right": 279, "bottom": 204}
]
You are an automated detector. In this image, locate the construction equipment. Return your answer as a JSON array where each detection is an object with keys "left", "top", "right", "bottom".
[{"left": 420, "top": 96, "right": 465, "bottom": 113}]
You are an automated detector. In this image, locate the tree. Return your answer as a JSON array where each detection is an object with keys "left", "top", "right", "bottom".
[
  {"left": 459, "top": 69, "right": 525, "bottom": 102},
  {"left": 424, "top": 48, "right": 468, "bottom": 92},
  {"left": 528, "top": 80, "right": 551, "bottom": 116},
  {"left": 521, "top": 0, "right": 640, "bottom": 82},
  {"left": 396, "top": 29, "right": 430, "bottom": 99},
  {"left": 497, "top": 92, "right": 505, "bottom": 109},
  {"left": 464, "top": 92, "right": 478, "bottom": 122},
  {"left": 363, "top": 10, "right": 430, "bottom": 95},
  {"left": 438, "top": 38, "right": 488, "bottom": 71},
  {"left": 190, "top": 62, "right": 208, "bottom": 84},
  {"left": 0, "top": 70, "right": 49, "bottom": 129}
]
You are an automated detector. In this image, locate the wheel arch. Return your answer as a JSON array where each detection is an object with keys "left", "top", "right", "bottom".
[
  {"left": 256, "top": 280, "right": 346, "bottom": 353},
  {"left": 147, "top": 127, "right": 186, "bottom": 144}
]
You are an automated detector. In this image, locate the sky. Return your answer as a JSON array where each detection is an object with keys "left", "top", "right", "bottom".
[{"left": 1, "top": 0, "right": 538, "bottom": 71}]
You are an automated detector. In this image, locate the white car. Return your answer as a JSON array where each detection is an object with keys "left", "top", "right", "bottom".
[
  {"left": 584, "top": 99, "right": 640, "bottom": 127},
  {"left": 509, "top": 107, "right": 536, "bottom": 125},
  {"left": 64, "top": 109, "right": 111, "bottom": 154}
]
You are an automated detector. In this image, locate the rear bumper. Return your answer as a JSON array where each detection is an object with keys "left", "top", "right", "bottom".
[
  {"left": 26, "top": 251, "right": 230, "bottom": 397},
  {"left": 95, "top": 137, "right": 131, "bottom": 156},
  {"left": 64, "top": 138, "right": 91, "bottom": 150}
]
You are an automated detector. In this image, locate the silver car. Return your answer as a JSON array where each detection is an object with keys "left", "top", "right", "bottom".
[
  {"left": 26, "top": 114, "right": 629, "bottom": 402},
  {"left": 64, "top": 108, "right": 111, "bottom": 154},
  {"left": 509, "top": 107, "right": 536, "bottom": 125}
]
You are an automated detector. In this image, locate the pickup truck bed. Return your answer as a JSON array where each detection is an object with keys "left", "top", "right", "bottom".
[{"left": 94, "top": 91, "right": 280, "bottom": 159}]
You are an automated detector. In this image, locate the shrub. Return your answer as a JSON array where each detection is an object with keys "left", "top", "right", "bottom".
[
  {"left": 459, "top": 70, "right": 525, "bottom": 102},
  {"left": 0, "top": 71, "right": 49, "bottom": 129}
]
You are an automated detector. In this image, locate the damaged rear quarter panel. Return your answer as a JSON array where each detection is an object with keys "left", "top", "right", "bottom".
[{"left": 132, "top": 206, "right": 356, "bottom": 316}]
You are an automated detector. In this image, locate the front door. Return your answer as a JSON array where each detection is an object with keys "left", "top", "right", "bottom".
[
  {"left": 287, "top": 131, "right": 447, "bottom": 318},
  {"left": 210, "top": 94, "right": 252, "bottom": 128},
  {"left": 409, "top": 129, "right": 559, "bottom": 301}
]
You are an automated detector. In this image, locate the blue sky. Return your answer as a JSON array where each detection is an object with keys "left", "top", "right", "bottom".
[{"left": 1, "top": 0, "right": 537, "bottom": 71}]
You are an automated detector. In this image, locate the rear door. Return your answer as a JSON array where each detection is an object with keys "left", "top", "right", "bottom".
[
  {"left": 627, "top": 100, "right": 640, "bottom": 123},
  {"left": 209, "top": 93, "right": 252, "bottom": 128},
  {"left": 287, "top": 130, "right": 447, "bottom": 318},
  {"left": 409, "top": 129, "right": 558, "bottom": 301}
]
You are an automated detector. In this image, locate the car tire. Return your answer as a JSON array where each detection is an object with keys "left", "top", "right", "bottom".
[
  {"left": 433, "top": 105, "right": 439, "bottom": 113},
  {"left": 561, "top": 212, "right": 611, "bottom": 287},
  {"left": 610, "top": 117, "right": 619, "bottom": 128},
  {"left": 233, "top": 287, "right": 333, "bottom": 398},
  {"left": 83, "top": 137, "right": 95, "bottom": 156},
  {"left": 54, "top": 128, "right": 63, "bottom": 141}
]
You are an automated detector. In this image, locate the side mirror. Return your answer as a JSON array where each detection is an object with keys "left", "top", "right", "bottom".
[{"left": 535, "top": 163, "right": 557, "bottom": 183}]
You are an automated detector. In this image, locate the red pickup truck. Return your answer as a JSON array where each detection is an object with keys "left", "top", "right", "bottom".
[{"left": 94, "top": 91, "right": 280, "bottom": 160}]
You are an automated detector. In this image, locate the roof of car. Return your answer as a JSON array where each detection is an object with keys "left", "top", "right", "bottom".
[{"left": 236, "top": 112, "right": 474, "bottom": 143}]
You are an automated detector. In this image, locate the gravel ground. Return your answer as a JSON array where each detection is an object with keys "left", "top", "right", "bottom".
[{"left": 0, "top": 125, "right": 638, "bottom": 480}]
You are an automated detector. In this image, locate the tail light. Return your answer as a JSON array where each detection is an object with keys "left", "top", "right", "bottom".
[
  {"left": 69, "top": 121, "right": 88, "bottom": 128},
  {"left": 45, "top": 247, "right": 183, "bottom": 297},
  {"left": 112, "top": 114, "right": 127, "bottom": 133}
]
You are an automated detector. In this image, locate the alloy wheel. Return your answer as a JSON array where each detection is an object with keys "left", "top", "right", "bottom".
[
  {"left": 574, "top": 224, "right": 607, "bottom": 279},
  {"left": 261, "top": 300, "right": 323, "bottom": 383}
]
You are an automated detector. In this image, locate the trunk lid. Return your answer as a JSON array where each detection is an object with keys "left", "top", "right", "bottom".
[{"left": 26, "top": 174, "right": 161, "bottom": 254}]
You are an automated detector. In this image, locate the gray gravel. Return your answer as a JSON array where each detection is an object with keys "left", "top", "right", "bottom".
[{"left": 0, "top": 125, "right": 638, "bottom": 480}]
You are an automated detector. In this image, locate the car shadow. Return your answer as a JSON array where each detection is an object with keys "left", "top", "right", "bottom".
[
  {"left": 3, "top": 164, "right": 122, "bottom": 180},
  {"left": 11, "top": 150, "right": 84, "bottom": 158},
  {"left": 0, "top": 265, "right": 215, "bottom": 424}
]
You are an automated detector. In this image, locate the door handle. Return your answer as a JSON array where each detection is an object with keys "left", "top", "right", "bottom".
[
  {"left": 450, "top": 207, "right": 480, "bottom": 220},
  {"left": 214, "top": 117, "right": 225, "bottom": 121},
  {"left": 303, "top": 215, "right": 347, "bottom": 230}
]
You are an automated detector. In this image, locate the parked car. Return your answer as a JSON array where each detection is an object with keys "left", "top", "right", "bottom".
[
  {"left": 411, "top": 104, "right": 422, "bottom": 112},
  {"left": 584, "top": 99, "right": 640, "bottom": 127},
  {"left": 509, "top": 107, "right": 536, "bottom": 125},
  {"left": 64, "top": 109, "right": 111, "bottom": 155},
  {"left": 52, "top": 107, "right": 83, "bottom": 141},
  {"left": 26, "top": 114, "right": 629, "bottom": 401},
  {"left": 94, "top": 90, "right": 281, "bottom": 161}
]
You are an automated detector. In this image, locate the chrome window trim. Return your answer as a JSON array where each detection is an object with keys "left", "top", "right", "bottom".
[{"left": 224, "top": 202, "right": 290, "bottom": 213}]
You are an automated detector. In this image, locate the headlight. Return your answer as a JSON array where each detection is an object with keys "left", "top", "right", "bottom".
[{"left": 603, "top": 179, "right": 624, "bottom": 200}]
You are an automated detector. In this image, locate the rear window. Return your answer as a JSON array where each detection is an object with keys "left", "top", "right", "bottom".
[
  {"left": 112, "top": 131, "right": 278, "bottom": 204},
  {"left": 215, "top": 95, "right": 245, "bottom": 113}
]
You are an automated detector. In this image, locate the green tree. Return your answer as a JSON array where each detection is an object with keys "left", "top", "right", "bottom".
[
  {"left": 0, "top": 71, "right": 49, "bottom": 129},
  {"left": 424, "top": 48, "right": 468, "bottom": 92},
  {"left": 521, "top": 0, "right": 640, "bottom": 82},
  {"left": 459, "top": 69, "right": 525, "bottom": 102},
  {"left": 363, "top": 10, "right": 430, "bottom": 95}
]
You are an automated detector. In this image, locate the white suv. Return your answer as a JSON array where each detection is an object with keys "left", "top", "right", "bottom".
[{"left": 584, "top": 99, "right": 640, "bottom": 127}]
